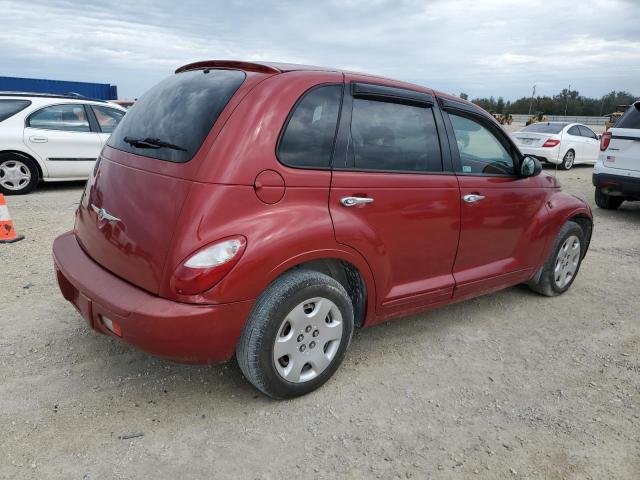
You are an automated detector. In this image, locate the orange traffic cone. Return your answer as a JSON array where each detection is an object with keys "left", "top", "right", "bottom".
[{"left": 0, "top": 194, "right": 24, "bottom": 243}]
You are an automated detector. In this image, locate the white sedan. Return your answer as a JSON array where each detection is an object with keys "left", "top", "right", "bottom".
[
  {"left": 511, "top": 122, "right": 600, "bottom": 170},
  {"left": 0, "top": 93, "right": 126, "bottom": 194}
]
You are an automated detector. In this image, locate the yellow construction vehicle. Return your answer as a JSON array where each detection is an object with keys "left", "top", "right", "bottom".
[
  {"left": 604, "top": 105, "right": 630, "bottom": 130},
  {"left": 491, "top": 112, "right": 513, "bottom": 125},
  {"left": 525, "top": 112, "right": 547, "bottom": 126}
]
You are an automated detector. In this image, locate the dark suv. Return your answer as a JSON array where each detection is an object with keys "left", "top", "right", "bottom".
[{"left": 53, "top": 60, "right": 592, "bottom": 398}]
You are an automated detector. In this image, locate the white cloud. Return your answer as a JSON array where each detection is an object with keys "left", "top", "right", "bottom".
[{"left": 0, "top": 0, "right": 638, "bottom": 99}]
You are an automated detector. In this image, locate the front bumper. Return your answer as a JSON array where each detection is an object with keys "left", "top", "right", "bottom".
[
  {"left": 53, "top": 231, "right": 254, "bottom": 364},
  {"left": 593, "top": 172, "right": 640, "bottom": 199}
]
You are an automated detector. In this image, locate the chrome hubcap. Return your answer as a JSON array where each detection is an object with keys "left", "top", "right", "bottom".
[
  {"left": 0, "top": 160, "right": 31, "bottom": 191},
  {"left": 554, "top": 235, "right": 580, "bottom": 288},
  {"left": 564, "top": 151, "right": 575, "bottom": 168},
  {"left": 273, "top": 297, "right": 343, "bottom": 383}
]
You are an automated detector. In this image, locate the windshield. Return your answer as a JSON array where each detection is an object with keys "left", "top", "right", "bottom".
[
  {"left": 521, "top": 122, "right": 567, "bottom": 134},
  {"left": 107, "top": 69, "right": 245, "bottom": 163}
]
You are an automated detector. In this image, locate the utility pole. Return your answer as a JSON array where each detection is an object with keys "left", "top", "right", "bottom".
[
  {"left": 528, "top": 85, "right": 536, "bottom": 115},
  {"left": 564, "top": 84, "right": 571, "bottom": 117}
]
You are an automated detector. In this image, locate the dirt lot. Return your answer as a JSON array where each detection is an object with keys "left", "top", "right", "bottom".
[{"left": 1, "top": 160, "right": 638, "bottom": 479}]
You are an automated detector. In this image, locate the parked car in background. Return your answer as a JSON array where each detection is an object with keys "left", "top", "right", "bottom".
[
  {"left": 53, "top": 60, "right": 592, "bottom": 399},
  {"left": 0, "top": 92, "right": 126, "bottom": 194},
  {"left": 512, "top": 122, "right": 600, "bottom": 170},
  {"left": 593, "top": 101, "right": 640, "bottom": 209}
]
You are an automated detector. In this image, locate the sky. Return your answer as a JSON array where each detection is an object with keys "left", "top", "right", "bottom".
[{"left": 1, "top": 0, "right": 638, "bottom": 100}]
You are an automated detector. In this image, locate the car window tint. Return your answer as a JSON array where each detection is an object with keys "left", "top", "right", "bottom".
[
  {"left": 616, "top": 103, "right": 640, "bottom": 129},
  {"left": 0, "top": 99, "right": 31, "bottom": 122},
  {"left": 449, "top": 113, "right": 514, "bottom": 176},
  {"left": 578, "top": 125, "right": 597, "bottom": 139},
  {"left": 521, "top": 122, "right": 567, "bottom": 134},
  {"left": 567, "top": 125, "right": 581, "bottom": 136},
  {"left": 28, "top": 104, "right": 90, "bottom": 132},
  {"left": 277, "top": 85, "right": 342, "bottom": 168},
  {"left": 350, "top": 99, "right": 442, "bottom": 172},
  {"left": 108, "top": 69, "right": 245, "bottom": 163},
  {"left": 92, "top": 105, "right": 125, "bottom": 134}
]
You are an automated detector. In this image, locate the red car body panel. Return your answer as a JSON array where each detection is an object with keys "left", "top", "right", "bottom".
[{"left": 53, "top": 61, "right": 593, "bottom": 364}]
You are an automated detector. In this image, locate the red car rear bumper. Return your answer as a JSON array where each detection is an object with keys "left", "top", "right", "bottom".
[{"left": 53, "top": 231, "right": 254, "bottom": 364}]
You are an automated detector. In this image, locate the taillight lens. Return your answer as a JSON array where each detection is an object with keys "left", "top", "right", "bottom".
[
  {"left": 600, "top": 131, "right": 612, "bottom": 151},
  {"left": 542, "top": 139, "right": 560, "bottom": 148},
  {"left": 172, "top": 236, "right": 247, "bottom": 295}
]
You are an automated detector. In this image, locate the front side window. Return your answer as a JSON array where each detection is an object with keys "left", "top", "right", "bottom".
[
  {"left": 28, "top": 104, "right": 90, "bottom": 132},
  {"left": 448, "top": 113, "right": 514, "bottom": 175},
  {"left": 578, "top": 125, "right": 597, "bottom": 139},
  {"left": 350, "top": 99, "right": 441, "bottom": 172},
  {"left": 277, "top": 85, "right": 342, "bottom": 168},
  {"left": 567, "top": 125, "right": 581, "bottom": 136},
  {"left": 108, "top": 69, "right": 246, "bottom": 163},
  {"left": 0, "top": 99, "right": 31, "bottom": 122},
  {"left": 92, "top": 105, "right": 125, "bottom": 133}
]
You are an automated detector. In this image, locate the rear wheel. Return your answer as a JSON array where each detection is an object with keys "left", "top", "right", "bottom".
[
  {"left": 0, "top": 154, "right": 39, "bottom": 195},
  {"left": 560, "top": 149, "right": 575, "bottom": 170},
  {"left": 594, "top": 188, "right": 624, "bottom": 210},
  {"left": 528, "top": 221, "right": 585, "bottom": 297},
  {"left": 236, "top": 269, "right": 354, "bottom": 399}
]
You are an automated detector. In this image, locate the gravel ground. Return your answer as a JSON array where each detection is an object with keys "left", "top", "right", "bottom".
[{"left": 1, "top": 157, "right": 639, "bottom": 479}]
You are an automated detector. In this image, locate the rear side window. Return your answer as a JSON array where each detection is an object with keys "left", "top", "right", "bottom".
[
  {"left": 108, "top": 69, "right": 246, "bottom": 163},
  {"left": 91, "top": 105, "right": 125, "bottom": 133},
  {"left": 567, "top": 126, "right": 581, "bottom": 136},
  {"left": 617, "top": 103, "right": 640, "bottom": 129},
  {"left": 277, "top": 85, "right": 342, "bottom": 168},
  {"left": 0, "top": 99, "right": 31, "bottom": 122},
  {"left": 28, "top": 104, "right": 90, "bottom": 132},
  {"left": 350, "top": 99, "right": 441, "bottom": 172}
]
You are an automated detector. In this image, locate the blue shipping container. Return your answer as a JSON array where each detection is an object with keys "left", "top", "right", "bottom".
[{"left": 0, "top": 76, "right": 118, "bottom": 100}]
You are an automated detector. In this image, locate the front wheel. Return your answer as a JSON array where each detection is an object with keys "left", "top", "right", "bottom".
[
  {"left": 560, "top": 150, "right": 575, "bottom": 170},
  {"left": 527, "top": 221, "right": 585, "bottom": 297},
  {"left": 594, "top": 188, "right": 624, "bottom": 210},
  {"left": 236, "top": 269, "right": 354, "bottom": 399}
]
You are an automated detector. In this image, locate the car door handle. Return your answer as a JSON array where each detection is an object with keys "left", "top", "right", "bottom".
[
  {"left": 341, "top": 196, "right": 374, "bottom": 207},
  {"left": 463, "top": 194, "right": 486, "bottom": 203},
  {"left": 29, "top": 136, "right": 48, "bottom": 143}
]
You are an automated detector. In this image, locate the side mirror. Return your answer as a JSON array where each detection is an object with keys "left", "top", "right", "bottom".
[
  {"left": 597, "top": 134, "right": 602, "bottom": 140},
  {"left": 520, "top": 156, "right": 542, "bottom": 178}
]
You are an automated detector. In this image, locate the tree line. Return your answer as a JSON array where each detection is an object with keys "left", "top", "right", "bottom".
[{"left": 459, "top": 90, "right": 638, "bottom": 116}]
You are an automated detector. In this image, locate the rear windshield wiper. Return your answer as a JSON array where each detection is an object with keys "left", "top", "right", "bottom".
[{"left": 123, "top": 136, "right": 187, "bottom": 152}]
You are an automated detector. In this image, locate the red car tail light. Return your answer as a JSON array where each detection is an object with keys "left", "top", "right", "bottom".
[
  {"left": 542, "top": 139, "right": 560, "bottom": 148},
  {"left": 600, "top": 131, "right": 612, "bottom": 151},
  {"left": 172, "top": 236, "right": 247, "bottom": 295}
]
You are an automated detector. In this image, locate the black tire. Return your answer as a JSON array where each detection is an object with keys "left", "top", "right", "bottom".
[
  {"left": 0, "top": 153, "right": 39, "bottom": 195},
  {"left": 236, "top": 269, "right": 354, "bottom": 399},
  {"left": 559, "top": 149, "right": 575, "bottom": 170},
  {"left": 527, "top": 221, "right": 585, "bottom": 297},
  {"left": 594, "top": 188, "right": 624, "bottom": 210}
]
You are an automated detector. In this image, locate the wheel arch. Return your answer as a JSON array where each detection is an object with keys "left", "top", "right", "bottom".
[
  {"left": 265, "top": 249, "right": 377, "bottom": 329},
  {"left": 0, "top": 149, "right": 45, "bottom": 179}
]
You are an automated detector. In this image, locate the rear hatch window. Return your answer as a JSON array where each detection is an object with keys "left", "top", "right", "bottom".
[
  {"left": 107, "top": 69, "right": 245, "bottom": 163},
  {"left": 616, "top": 103, "right": 640, "bottom": 129}
]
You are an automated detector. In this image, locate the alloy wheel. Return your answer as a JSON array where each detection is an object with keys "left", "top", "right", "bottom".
[{"left": 554, "top": 235, "right": 581, "bottom": 288}]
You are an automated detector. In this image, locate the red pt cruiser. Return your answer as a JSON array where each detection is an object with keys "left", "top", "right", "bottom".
[{"left": 53, "top": 60, "right": 593, "bottom": 398}]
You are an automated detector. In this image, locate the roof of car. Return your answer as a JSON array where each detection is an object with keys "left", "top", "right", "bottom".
[{"left": 0, "top": 91, "right": 109, "bottom": 103}]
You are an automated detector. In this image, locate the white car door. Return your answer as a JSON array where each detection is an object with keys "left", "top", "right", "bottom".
[
  {"left": 88, "top": 104, "right": 126, "bottom": 146},
  {"left": 565, "top": 125, "right": 585, "bottom": 161},
  {"left": 578, "top": 125, "right": 600, "bottom": 163},
  {"left": 23, "top": 103, "right": 102, "bottom": 179}
]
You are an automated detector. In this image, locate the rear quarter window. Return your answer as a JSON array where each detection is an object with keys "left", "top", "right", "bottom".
[
  {"left": 0, "top": 99, "right": 31, "bottom": 122},
  {"left": 107, "top": 69, "right": 246, "bottom": 163},
  {"left": 617, "top": 104, "right": 640, "bottom": 129}
]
